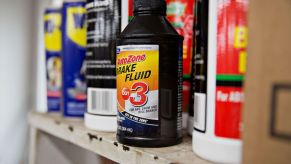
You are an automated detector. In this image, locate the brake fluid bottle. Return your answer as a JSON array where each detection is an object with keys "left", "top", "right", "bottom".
[{"left": 116, "top": 0, "right": 183, "bottom": 147}]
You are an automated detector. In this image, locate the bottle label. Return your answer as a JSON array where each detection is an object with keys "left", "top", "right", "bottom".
[
  {"left": 85, "top": 0, "right": 121, "bottom": 89},
  {"left": 44, "top": 9, "right": 62, "bottom": 112},
  {"left": 67, "top": 7, "right": 86, "bottom": 47},
  {"left": 62, "top": 2, "right": 87, "bottom": 117},
  {"left": 215, "top": 0, "right": 248, "bottom": 139},
  {"left": 87, "top": 88, "right": 117, "bottom": 116},
  {"left": 116, "top": 45, "right": 159, "bottom": 132},
  {"left": 215, "top": 86, "right": 243, "bottom": 139},
  {"left": 44, "top": 10, "right": 62, "bottom": 52},
  {"left": 85, "top": 0, "right": 121, "bottom": 116}
]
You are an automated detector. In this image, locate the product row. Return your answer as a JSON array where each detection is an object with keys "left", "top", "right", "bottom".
[{"left": 44, "top": 0, "right": 248, "bottom": 163}]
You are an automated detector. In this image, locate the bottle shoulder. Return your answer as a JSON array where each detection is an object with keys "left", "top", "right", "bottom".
[{"left": 120, "top": 16, "right": 183, "bottom": 39}]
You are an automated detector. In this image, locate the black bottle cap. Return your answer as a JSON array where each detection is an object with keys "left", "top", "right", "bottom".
[{"left": 133, "top": 0, "right": 167, "bottom": 16}]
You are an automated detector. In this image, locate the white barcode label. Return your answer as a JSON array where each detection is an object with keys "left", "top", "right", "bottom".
[
  {"left": 87, "top": 88, "right": 117, "bottom": 115},
  {"left": 194, "top": 93, "right": 206, "bottom": 132}
]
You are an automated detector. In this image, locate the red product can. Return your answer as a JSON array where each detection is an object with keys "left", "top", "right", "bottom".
[{"left": 166, "top": 0, "right": 195, "bottom": 77}]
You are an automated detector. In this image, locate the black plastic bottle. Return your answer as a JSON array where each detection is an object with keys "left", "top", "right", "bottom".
[
  {"left": 188, "top": 0, "right": 209, "bottom": 135},
  {"left": 116, "top": 0, "right": 183, "bottom": 147}
]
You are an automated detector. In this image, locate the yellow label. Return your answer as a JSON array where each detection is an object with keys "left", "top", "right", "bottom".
[
  {"left": 116, "top": 45, "right": 159, "bottom": 125},
  {"left": 234, "top": 26, "right": 248, "bottom": 49},
  {"left": 234, "top": 26, "right": 248, "bottom": 73},
  {"left": 44, "top": 13, "right": 62, "bottom": 52},
  {"left": 67, "top": 7, "right": 86, "bottom": 47},
  {"left": 239, "top": 51, "right": 247, "bottom": 73}
]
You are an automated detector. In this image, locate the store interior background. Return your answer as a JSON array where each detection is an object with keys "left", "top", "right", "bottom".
[{"left": 0, "top": 0, "right": 104, "bottom": 163}]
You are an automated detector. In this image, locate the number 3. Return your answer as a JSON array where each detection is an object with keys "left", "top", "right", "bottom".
[{"left": 130, "top": 82, "right": 149, "bottom": 107}]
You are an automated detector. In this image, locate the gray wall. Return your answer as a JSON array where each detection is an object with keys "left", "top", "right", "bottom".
[
  {"left": 0, "top": 0, "right": 111, "bottom": 163},
  {"left": 0, "top": 0, "right": 34, "bottom": 163}
]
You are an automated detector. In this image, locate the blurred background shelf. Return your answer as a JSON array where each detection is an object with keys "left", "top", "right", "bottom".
[{"left": 28, "top": 112, "right": 211, "bottom": 164}]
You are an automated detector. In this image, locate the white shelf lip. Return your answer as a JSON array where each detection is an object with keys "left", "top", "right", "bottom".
[{"left": 28, "top": 112, "right": 211, "bottom": 164}]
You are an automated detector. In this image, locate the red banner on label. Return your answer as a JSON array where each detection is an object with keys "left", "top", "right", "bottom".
[{"left": 215, "top": 86, "right": 243, "bottom": 139}]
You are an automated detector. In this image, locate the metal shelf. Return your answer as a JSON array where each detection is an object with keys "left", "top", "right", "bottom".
[{"left": 28, "top": 112, "right": 211, "bottom": 164}]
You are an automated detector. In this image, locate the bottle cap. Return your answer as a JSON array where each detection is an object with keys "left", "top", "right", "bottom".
[{"left": 133, "top": 0, "right": 167, "bottom": 16}]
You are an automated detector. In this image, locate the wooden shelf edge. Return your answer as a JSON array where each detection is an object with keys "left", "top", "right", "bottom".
[{"left": 28, "top": 112, "right": 211, "bottom": 164}]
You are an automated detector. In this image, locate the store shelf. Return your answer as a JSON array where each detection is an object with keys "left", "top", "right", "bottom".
[{"left": 28, "top": 112, "right": 211, "bottom": 164}]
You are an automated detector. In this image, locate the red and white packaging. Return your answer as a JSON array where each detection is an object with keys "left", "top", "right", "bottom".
[{"left": 192, "top": 0, "right": 248, "bottom": 163}]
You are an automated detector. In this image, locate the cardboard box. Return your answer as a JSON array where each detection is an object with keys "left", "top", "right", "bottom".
[{"left": 243, "top": 0, "right": 291, "bottom": 163}]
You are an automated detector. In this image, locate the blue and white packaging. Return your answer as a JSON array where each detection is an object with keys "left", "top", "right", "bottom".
[
  {"left": 62, "top": 0, "right": 87, "bottom": 117},
  {"left": 44, "top": 7, "right": 62, "bottom": 112}
]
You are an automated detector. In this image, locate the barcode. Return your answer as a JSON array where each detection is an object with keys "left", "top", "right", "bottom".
[
  {"left": 194, "top": 93, "right": 206, "bottom": 132},
  {"left": 88, "top": 88, "right": 117, "bottom": 115}
]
